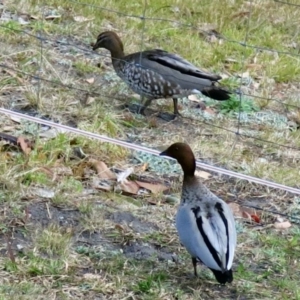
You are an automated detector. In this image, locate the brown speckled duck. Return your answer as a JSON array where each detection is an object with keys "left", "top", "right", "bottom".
[
  {"left": 160, "top": 142, "right": 236, "bottom": 284},
  {"left": 92, "top": 31, "right": 231, "bottom": 120}
]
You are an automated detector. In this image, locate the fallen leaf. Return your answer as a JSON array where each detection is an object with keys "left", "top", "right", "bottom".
[
  {"left": 239, "top": 71, "right": 250, "bottom": 78},
  {"left": 38, "top": 167, "right": 54, "bottom": 177},
  {"left": 29, "top": 15, "right": 39, "bottom": 20},
  {"left": 276, "top": 217, "right": 284, "bottom": 223},
  {"left": 17, "top": 136, "right": 34, "bottom": 155},
  {"left": 231, "top": 11, "right": 250, "bottom": 19},
  {"left": 224, "top": 58, "right": 238, "bottom": 64},
  {"left": 89, "top": 159, "right": 116, "bottom": 179},
  {"left": 74, "top": 16, "right": 93, "bottom": 22},
  {"left": 134, "top": 163, "right": 148, "bottom": 173},
  {"left": 83, "top": 273, "right": 102, "bottom": 280},
  {"left": 135, "top": 180, "right": 169, "bottom": 194},
  {"left": 228, "top": 202, "right": 261, "bottom": 222},
  {"left": 115, "top": 224, "right": 124, "bottom": 231},
  {"left": 195, "top": 170, "right": 212, "bottom": 180},
  {"left": 118, "top": 181, "right": 140, "bottom": 195},
  {"left": 141, "top": 163, "right": 148, "bottom": 172},
  {"left": 203, "top": 107, "right": 215, "bottom": 115},
  {"left": 117, "top": 167, "right": 134, "bottom": 183},
  {"left": 274, "top": 221, "right": 291, "bottom": 229},
  {"left": 52, "top": 166, "right": 73, "bottom": 176},
  {"left": 92, "top": 178, "right": 113, "bottom": 191},
  {"left": 251, "top": 214, "right": 261, "bottom": 223},
  {"left": 86, "top": 96, "right": 95, "bottom": 105},
  {"left": 45, "top": 15, "right": 61, "bottom": 20},
  {"left": 86, "top": 77, "right": 95, "bottom": 84},
  {"left": 2, "top": 126, "right": 16, "bottom": 132},
  {"left": 147, "top": 199, "right": 158, "bottom": 205},
  {"left": 31, "top": 187, "right": 55, "bottom": 199},
  {"left": 188, "top": 95, "right": 200, "bottom": 102},
  {"left": 242, "top": 210, "right": 252, "bottom": 220},
  {"left": 242, "top": 210, "right": 261, "bottom": 223},
  {"left": 18, "top": 16, "right": 30, "bottom": 25},
  {"left": 246, "top": 63, "right": 262, "bottom": 70},
  {"left": 72, "top": 161, "right": 88, "bottom": 179}
]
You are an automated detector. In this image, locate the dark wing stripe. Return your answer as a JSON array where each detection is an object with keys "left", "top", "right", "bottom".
[
  {"left": 215, "top": 202, "right": 230, "bottom": 266},
  {"left": 147, "top": 54, "right": 221, "bottom": 81},
  {"left": 191, "top": 207, "right": 222, "bottom": 269}
]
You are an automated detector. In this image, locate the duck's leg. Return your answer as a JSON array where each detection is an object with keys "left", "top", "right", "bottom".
[
  {"left": 122, "top": 98, "right": 152, "bottom": 115},
  {"left": 192, "top": 257, "right": 198, "bottom": 277},
  {"left": 173, "top": 98, "right": 182, "bottom": 117},
  {"left": 139, "top": 98, "right": 153, "bottom": 115},
  {"left": 157, "top": 98, "right": 181, "bottom": 121}
]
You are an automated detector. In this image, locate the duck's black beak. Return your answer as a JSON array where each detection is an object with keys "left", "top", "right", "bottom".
[
  {"left": 159, "top": 150, "right": 167, "bottom": 156},
  {"left": 92, "top": 40, "right": 100, "bottom": 51},
  {"left": 92, "top": 35, "right": 103, "bottom": 51}
]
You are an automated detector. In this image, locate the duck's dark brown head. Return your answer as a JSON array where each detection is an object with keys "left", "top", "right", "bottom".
[
  {"left": 160, "top": 142, "right": 196, "bottom": 178},
  {"left": 92, "top": 31, "right": 124, "bottom": 59}
]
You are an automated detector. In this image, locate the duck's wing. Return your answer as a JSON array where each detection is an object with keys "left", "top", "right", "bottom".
[
  {"left": 143, "top": 49, "right": 222, "bottom": 81},
  {"left": 176, "top": 201, "right": 236, "bottom": 271},
  {"left": 217, "top": 201, "right": 237, "bottom": 268}
]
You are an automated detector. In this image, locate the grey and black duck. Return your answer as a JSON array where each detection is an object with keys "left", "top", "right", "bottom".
[{"left": 92, "top": 31, "right": 231, "bottom": 120}]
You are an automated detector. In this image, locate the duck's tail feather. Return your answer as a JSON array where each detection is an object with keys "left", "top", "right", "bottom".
[
  {"left": 210, "top": 268, "right": 233, "bottom": 284},
  {"left": 201, "top": 87, "right": 231, "bottom": 101}
]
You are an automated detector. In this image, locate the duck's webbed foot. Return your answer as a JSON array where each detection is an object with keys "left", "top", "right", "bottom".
[
  {"left": 121, "top": 103, "right": 145, "bottom": 114},
  {"left": 158, "top": 98, "right": 182, "bottom": 121},
  {"left": 157, "top": 112, "right": 179, "bottom": 121}
]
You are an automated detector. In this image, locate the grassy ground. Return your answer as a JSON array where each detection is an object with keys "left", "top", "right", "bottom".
[{"left": 1, "top": 0, "right": 300, "bottom": 299}]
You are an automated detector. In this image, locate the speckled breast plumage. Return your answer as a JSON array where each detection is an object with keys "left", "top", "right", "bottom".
[{"left": 115, "top": 60, "right": 183, "bottom": 99}]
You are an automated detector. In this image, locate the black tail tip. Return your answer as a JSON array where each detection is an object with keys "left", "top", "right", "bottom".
[
  {"left": 210, "top": 269, "right": 233, "bottom": 284},
  {"left": 202, "top": 87, "right": 231, "bottom": 101}
]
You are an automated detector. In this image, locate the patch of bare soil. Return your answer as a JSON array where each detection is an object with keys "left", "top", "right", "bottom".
[{"left": 0, "top": 202, "right": 176, "bottom": 266}]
